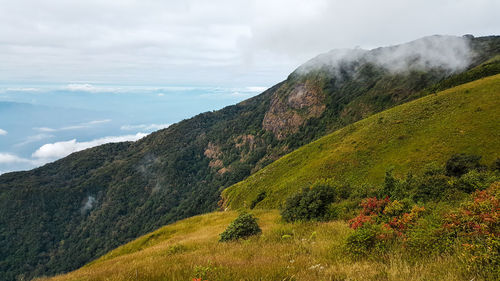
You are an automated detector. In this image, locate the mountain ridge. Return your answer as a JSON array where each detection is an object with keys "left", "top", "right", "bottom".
[
  {"left": 1, "top": 35, "right": 499, "bottom": 281},
  {"left": 37, "top": 72, "right": 500, "bottom": 281}
]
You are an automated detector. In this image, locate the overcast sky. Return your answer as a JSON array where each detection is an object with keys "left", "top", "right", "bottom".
[{"left": 0, "top": 0, "right": 499, "bottom": 86}]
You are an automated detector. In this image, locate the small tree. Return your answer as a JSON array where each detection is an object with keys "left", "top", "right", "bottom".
[{"left": 219, "top": 212, "right": 261, "bottom": 242}]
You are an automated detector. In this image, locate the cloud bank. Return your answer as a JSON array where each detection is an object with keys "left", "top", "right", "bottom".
[
  {"left": 0, "top": 132, "right": 148, "bottom": 174},
  {"left": 32, "top": 133, "right": 147, "bottom": 160},
  {"left": 0, "top": 129, "right": 7, "bottom": 135}
]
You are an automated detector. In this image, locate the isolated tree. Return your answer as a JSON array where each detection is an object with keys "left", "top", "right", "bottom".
[{"left": 219, "top": 212, "right": 261, "bottom": 242}]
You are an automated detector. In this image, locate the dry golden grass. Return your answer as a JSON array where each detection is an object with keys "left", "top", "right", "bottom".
[{"left": 38, "top": 210, "right": 471, "bottom": 281}]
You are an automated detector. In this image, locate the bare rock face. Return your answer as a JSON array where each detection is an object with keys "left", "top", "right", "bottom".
[{"left": 262, "top": 81, "right": 326, "bottom": 139}]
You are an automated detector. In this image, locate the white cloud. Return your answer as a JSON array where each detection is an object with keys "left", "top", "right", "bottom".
[
  {"left": 0, "top": 129, "right": 7, "bottom": 135},
  {"left": 0, "top": 153, "right": 34, "bottom": 164},
  {"left": 120, "top": 123, "right": 170, "bottom": 131},
  {"left": 5, "top": 87, "right": 40, "bottom": 92},
  {"left": 35, "top": 127, "right": 57, "bottom": 132},
  {"left": 34, "top": 119, "right": 111, "bottom": 132},
  {"left": 32, "top": 133, "right": 147, "bottom": 160},
  {"left": 87, "top": 119, "right": 111, "bottom": 125},
  {"left": 64, "top": 84, "right": 122, "bottom": 93},
  {"left": 245, "top": 86, "right": 267, "bottom": 92}
]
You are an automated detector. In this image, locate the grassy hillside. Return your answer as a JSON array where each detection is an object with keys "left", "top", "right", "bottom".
[
  {"left": 1, "top": 36, "right": 500, "bottom": 281},
  {"left": 38, "top": 70, "right": 500, "bottom": 281},
  {"left": 222, "top": 74, "right": 500, "bottom": 209},
  {"left": 37, "top": 210, "right": 471, "bottom": 281}
]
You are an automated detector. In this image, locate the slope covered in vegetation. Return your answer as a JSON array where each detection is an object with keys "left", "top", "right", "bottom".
[
  {"left": 1, "top": 35, "right": 500, "bottom": 280},
  {"left": 39, "top": 179, "right": 499, "bottom": 281},
  {"left": 223, "top": 74, "right": 500, "bottom": 210},
  {"left": 39, "top": 70, "right": 500, "bottom": 281}
]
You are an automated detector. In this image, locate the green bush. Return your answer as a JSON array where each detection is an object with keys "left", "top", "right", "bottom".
[
  {"left": 382, "top": 165, "right": 454, "bottom": 203},
  {"left": 404, "top": 218, "right": 454, "bottom": 257},
  {"left": 445, "top": 153, "right": 483, "bottom": 177},
  {"left": 345, "top": 224, "right": 378, "bottom": 256},
  {"left": 281, "top": 185, "right": 336, "bottom": 222},
  {"left": 381, "top": 170, "right": 413, "bottom": 200},
  {"left": 345, "top": 223, "right": 392, "bottom": 257},
  {"left": 454, "top": 169, "right": 498, "bottom": 193},
  {"left": 412, "top": 173, "right": 451, "bottom": 202},
  {"left": 219, "top": 212, "right": 261, "bottom": 242}
]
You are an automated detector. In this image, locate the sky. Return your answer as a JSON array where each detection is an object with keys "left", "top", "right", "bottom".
[
  {"left": 0, "top": 0, "right": 499, "bottom": 173},
  {"left": 1, "top": 0, "right": 499, "bottom": 86}
]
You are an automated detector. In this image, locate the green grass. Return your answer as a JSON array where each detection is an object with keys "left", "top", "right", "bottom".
[{"left": 222, "top": 74, "right": 500, "bottom": 209}]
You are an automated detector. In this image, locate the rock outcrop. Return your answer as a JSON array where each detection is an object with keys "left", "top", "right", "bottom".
[{"left": 262, "top": 81, "right": 326, "bottom": 139}]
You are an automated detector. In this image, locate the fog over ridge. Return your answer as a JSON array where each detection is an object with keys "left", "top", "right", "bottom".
[{"left": 296, "top": 35, "right": 473, "bottom": 75}]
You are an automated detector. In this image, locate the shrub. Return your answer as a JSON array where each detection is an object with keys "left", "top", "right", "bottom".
[
  {"left": 382, "top": 168, "right": 455, "bottom": 202},
  {"left": 345, "top": 223, "right": 393, "bottom": 257},
  {"left": 381, "top": 170, "right": 406, "bottom": 199},
  {"left": 453, "top": 169, "right": 498, "bottom": 193},
  {"left": 443, "top": 182, "right": 499, "bottom": 237},
  {"left": 281, "top": 185, "right": 335, "bottom": 222},
  {"left": 442, "top": 182, "right": 500, "bottom": 278},
  {"left": 411, "top": 173, "right": 451, "bottom": 202},
  {"left": 383, "top": 200, "right": 406, "bottom": 217},
  {"left": 445, "top": 153, "right": 483, "bottom": 177},
  {"left": 346, "top": 196, "right": 426, "bottom": 257},
  {"left": 404, "top": 218, "right": 454, "bottom": 257},
  {"left": 219, "top": 212, "right": 261, "bottom": 242},
  {"left": 348, "top": 197, "right": 390, "bottom": 229},
  {"left": 386, "top": 205, "right": 426, "bottom": 236}
]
